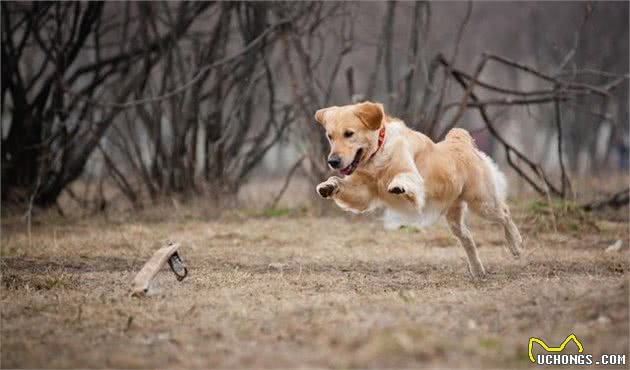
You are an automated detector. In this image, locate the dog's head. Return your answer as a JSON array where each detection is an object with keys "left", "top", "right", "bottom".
[{"left": 314, "top": 101, "right": 384, "bottom": 176}]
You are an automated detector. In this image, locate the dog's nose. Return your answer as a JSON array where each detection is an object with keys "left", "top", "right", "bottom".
[{"left": 328, "top": 155, "right": 341, "bottom": 169}]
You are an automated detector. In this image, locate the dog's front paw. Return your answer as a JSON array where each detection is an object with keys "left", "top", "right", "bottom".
[
  {"left": 388, "top": 185, "right": 406, "bottom": 194},
  {"left": 316, "top": 180, "right": 339, "bottom": 198},
  {"left": 387, "top": 174, "right": 425, "bottom": 211}
]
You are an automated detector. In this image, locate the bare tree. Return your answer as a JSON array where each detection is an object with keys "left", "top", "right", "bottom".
[
  {"left": 100, "top": 2, "right": 310, "bottom": 205},
  {"left": 1, "top": 2, "right": 208, "bottom": 207},
  {"left": 3, "top": 1, "right": 627, "bottom": 211}
]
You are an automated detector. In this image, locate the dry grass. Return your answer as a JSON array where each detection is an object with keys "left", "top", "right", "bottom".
[{"left": 1, "top": 200, "right": 628, "bottom": 369}]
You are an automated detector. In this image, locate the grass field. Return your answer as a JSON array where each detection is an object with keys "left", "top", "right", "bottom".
[{"left": 1, "top": 200, "right": 628, "bottom": 368}]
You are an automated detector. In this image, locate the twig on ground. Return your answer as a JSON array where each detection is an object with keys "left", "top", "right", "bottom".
[{"left": 581, "top": 188, "right": 630, "bottom": 211}]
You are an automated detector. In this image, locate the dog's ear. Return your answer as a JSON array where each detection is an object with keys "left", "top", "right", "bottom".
[
  {"left": 314, "top": 107, "right": 335, "bottom": 125},
  {"left": 354, "top": 102, "right": 384, "bottom": 130}
]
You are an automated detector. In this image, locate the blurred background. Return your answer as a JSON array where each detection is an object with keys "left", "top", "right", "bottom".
[{"left": 2, "top": 1, "right": 628, "bottom": 215}]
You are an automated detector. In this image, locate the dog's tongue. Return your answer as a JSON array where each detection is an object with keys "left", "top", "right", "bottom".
[{"left": 340, "top": 166, "right": 353, "bottom": 176}]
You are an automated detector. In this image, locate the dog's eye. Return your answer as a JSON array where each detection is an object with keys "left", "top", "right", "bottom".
[{"left": 344, "top": 131, "right": 354, "bottom": 138}]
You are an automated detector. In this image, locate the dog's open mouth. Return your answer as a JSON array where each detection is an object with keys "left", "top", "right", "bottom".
[{"left": 340, "top": 148, "right": 363, "bottom": 176}]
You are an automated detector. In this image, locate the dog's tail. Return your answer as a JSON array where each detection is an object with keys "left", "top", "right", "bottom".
[
  {"left": 445, "top": 128, "right": 476, "bottom": 148},
  {"left": 477, "top": 150, "right": 508, "bottom": 202}
]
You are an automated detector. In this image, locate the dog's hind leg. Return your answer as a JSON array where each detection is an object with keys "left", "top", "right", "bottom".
[
  {"left": 470, "top": 151, "right": 522, "bottom": 257},
  {"left": 446, "top": 202, "right": 486, "bottom": 279},
  {"left": 470, "top": 200, "right": 522, "bottom": 258}
]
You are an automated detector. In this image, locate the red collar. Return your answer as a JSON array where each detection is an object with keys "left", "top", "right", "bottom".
[{"left": 368, "top": 125, "right": 386, "bottom": 161}]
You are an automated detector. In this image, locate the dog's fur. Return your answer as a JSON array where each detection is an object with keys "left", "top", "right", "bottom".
[{"left": 315, "top": 101, "right": 523, "bottom": 279}]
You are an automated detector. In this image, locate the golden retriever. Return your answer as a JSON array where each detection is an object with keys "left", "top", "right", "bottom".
[{"left": 314, "top": 101, "right": 522, "bottom": 279}]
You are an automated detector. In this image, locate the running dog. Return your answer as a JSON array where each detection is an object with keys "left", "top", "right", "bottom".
[{"left": 314, "top": 101, "right": 523, "bottom": 279}]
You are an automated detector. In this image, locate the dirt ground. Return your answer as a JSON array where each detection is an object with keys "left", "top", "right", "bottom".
[{"left": 1, "top": 201, "right": 628, "bottom": 369}]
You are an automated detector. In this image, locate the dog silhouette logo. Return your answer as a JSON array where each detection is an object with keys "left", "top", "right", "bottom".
[{"left": 528, "top": 334, "right": 584, "bottom": 363}]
